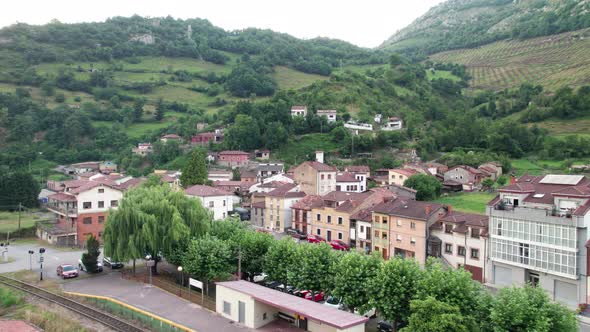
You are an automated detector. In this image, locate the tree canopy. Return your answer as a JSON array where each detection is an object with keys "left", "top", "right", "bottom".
[
  {"left": 180, "top": 148, "right": 208, "bottom": 187},
  {"left": 404, "top": 174, "right": 442, "bottom": 201}
]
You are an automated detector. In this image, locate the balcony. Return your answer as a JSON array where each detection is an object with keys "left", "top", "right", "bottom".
[
  {"left": 490, "top": 203, "right": 580, "bottom": 227},
  {"left": 47, "top": 204, "right": 78, "bottom": 217}
]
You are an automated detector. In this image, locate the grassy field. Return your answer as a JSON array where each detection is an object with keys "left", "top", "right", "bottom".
[
  {"left": 0, "top": 211, "right": 38, "bottom": 233},
  {"left": 429, "top": 28, "right": 590, "bottom": 91},
  {"left": 426, "top": 70, "right": 461, "bottom": 82},
  {"left": 275, "top": 133, "right": 340, "bottom": 165},
  {"left": 434, "top": 192, "right": 496, "bottom": 214},
  {"left": 509, "top": 158, "right": 575, "bottom": 176},
  {"left": 272, "top": 66, "right": 328, "bottom": 90}
]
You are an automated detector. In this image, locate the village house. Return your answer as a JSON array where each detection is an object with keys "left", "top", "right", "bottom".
[
  {"left": 249, "top": 174, "right": 294, "bottom": 194},
  {"left": 185, "top": 185, "right": 236, "bottom": 220},
  {"left": 444, "top": 165, "right": 488, "bottom": 191},
  {"left": 424, "top": 162, "right": 449, "bottom": 176},
  {"left": 262, "top": 183, "right": 306, "bottom": 232},
  {"left": 371, "top": 199, "right": 443, "bottom": 263},
  {"left": 218, "top": 151, "right": 250, "bottom": 168},
  {"left": 240, "top": 169, "right": 258, "bottom": 184},
  {"left": 44, "top": 179, "right": 127, "bottom": 245},
  {"left": 351, "top": 208, "right": 374, "bottom": 254},
  {"left": 292, "top": 153, "right": 337, "bottom": 196},
  {"left": 153, "top": 170, "right": 181, "bottom": 190},
  {"left": 344, "top": 121, "right": 373, "bottom": 132},
  {"left": 374, "top": 114, "right": 383, "bottom": 123},
  {"left": 99, "top": 161, "right": 117, "bottom": 174},
  {"left": 291, "top": 195, "right": 324, "bottom": 234},
  {"left": 291, "top": 105, "right": 307, "bottom": 117},
  {"left": 478, "top": 162, "right": 503, "bottom": 180},
  {"left": 250, "top": 200, "right": 266, "bottom": 228},
  {"left": 132, "top": 143, "right": 153, "bottom": 156},
  {"left": 69, "top": 161, "right": 101, "bottom": 175},
  {"left": 160, "top": 133, "right": 182, "bottom": 143},
  {"left": 428, "top": 210, "right": 489, "bottom": 283},
  {"left": 316, "top": 109, "right": 337, "bottom": 123},
  {"left": 336, "top": 172, "right": 363, "bottom": 193},
  {"left": 486, "top": 174, "right": 590, "bottom": 309},
  {"left": 344, "top": 165, "right": 370, "bottom": 192},
  {"left": 256, "top": 163, "right": 284, "bottom": 180},
  {"left": 371, "top": 169, "right": 390, "bottom": 186},
  {"left": 388, "top": 168, "right": 420, "bottom": 186},
  {"left": 191, "top": 131, "right": 223, "bottom": 146},
  {"left": 208, "top": 170, "right": 233, "bottom": 182},
  {"left": 386, "top": 184, "right": 418, "bottom": 199},
  {"left": 382, "top": 117, "right": 403, "bottom": 131},
  {"left": 254, "top": 149, "right": 270, "bottom": 160},
  {"left": 212, "top": 181, "right": 251, "bottom": 197}
]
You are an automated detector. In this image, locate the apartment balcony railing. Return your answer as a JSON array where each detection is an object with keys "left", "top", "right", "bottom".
[
  {"left": 47, "top": 204, "right": 78, "bottom": 217},
  {"left": 490, "top": 203, "right": 580, "bottom": 227}
]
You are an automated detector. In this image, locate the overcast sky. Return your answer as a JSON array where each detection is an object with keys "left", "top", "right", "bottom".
[{"left": 0, "top": 0, "right": 444, "bottom": 48}]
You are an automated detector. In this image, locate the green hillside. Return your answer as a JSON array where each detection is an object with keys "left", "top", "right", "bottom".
[
  {"left": 429, "top": 28, "right": 590, "bottom": 91},
  {"left": 381, "top": 0, "right": 590, "bottom": 58}
]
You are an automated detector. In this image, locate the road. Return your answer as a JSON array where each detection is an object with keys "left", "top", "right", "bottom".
[
  {"left": 0, "top": 239, "right": 84, "bottom": 280},
  {"left": 581, "top": 320, "right": 590, "bottom": 332}
]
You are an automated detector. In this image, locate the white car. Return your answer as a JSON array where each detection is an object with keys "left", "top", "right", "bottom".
[
  {"left": 324, "top": 296, "right": 344, "bottom": 310},
  {"left": 78, "top": 259, "right": 103, "bottom": 273},
  {"left": 253, "top": 273, "right": 268, "bottom": 283}
]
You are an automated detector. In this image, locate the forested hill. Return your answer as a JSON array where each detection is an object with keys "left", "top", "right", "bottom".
[
  {"left": 0, "top": 15, "right": 385, "bottom": 77},
  {"left": 380, "top": 0, "right": 590, "bottom": 58}
]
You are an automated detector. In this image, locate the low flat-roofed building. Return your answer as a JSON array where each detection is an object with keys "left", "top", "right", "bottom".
[{"left": 216, "top": 280, "right": 367, "bottom": 331}]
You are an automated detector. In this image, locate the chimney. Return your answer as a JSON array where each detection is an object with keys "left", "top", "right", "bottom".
[
  {"left": 425, "top": 205, "right": 431, "bottom": 215},
  {"left": 315, "top": 151, "right": 324, "bottom": 164},
  {"left": 510, "top": 175, "right": 516, "bottom": 185}
]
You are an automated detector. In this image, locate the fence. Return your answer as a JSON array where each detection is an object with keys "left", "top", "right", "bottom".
[{"left": 67, "top": 292, "right": 193, "bottom": 332}]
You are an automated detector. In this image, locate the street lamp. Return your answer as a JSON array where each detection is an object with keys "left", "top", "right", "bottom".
[
  {"left": 39, "top": 248, "right": 45, "bottom": 281},
  {"left": 145, "top": 254, "right": 153, "bottom": 285},
  {"left": 177, "top": 266, "right": 183, "bottom": 297},
  {"left": 28, "top": 250, "right": 34, "bottom": 271}
]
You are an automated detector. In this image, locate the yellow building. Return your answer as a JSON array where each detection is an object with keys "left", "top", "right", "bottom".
[{"left": 262, "top": 183, "right": 306, "bottom": 232}]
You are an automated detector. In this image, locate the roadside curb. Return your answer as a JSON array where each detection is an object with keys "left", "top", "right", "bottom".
[
  {"left": 64, "top": 291, "right": 196, "bottom": 332},
  {"left": 578, "top": 314, "right": 590, "bottom": 325}
]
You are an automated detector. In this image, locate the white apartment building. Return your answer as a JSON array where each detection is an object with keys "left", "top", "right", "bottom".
[
  {"left": 429, "top": 210, "right": 489, "bottom": 283},
  {"left": 486, "top": 174, "right": 590, "bottom": 309},
  {"left": 291, "top": 105, "right": 307, "bottom": 117},
  {"left": 316, "top": 109, "right": 337, "bottom": 123},
  {"left": 382, "top": 117, "right": 403, "bottom": 131},
  {"left": 185, "top": 185, "right": 236, "bottom": 220}
]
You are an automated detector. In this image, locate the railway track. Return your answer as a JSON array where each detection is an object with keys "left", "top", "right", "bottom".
[{"left": 0, "top": 275, "right": 144, "bottom": 332}]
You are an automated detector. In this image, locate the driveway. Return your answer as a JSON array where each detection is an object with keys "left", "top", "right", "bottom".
[{"left": 0, "top": 239, "right": 84, "bottom": 280}]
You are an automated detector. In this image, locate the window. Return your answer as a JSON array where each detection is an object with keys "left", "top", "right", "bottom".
[
  {"left": 458, "top": 246, "right": 466, "bottom": 257},
  {"left": 98, "top": 188, "right": 104, "bottom": 193},
  {"left": 396, "top": 219, "right": 402, "bottom": 227},
  {"left": 374, "top": 216, "right": 380, "bottom": 223},
  {"left": 327, "top": 216, "right": 332, "bottom": 224},
  {"left": 321, "top": 174, "right": 325, "bottom": 180},
  {"left": 396, "top": 234, "right": 402, "bottom": 242},
  {"left": 410, "top": 237, "right": 416, "bottom": 245},
  {"left": 338, "top": 217, "right": 343, "bottom": 225},
  {"left": 223, "top": 301, "right": 231, "bottom": 315},
  {"left": 317, "top": 229, "right": 321, "bottom": 235},
  {"left": 360, "top": 225, "right": 365, "bottom": 232},
  {"left": 98, "top": 216, "right": 105, "bottom": 223},
  {"left": 263, "top": 313, "right": 267, "bottom": 320},
  {"left": 110, "top": 200, "right": 118, "bottom": 207},
  {"left": 410, "top": 222, "right": 416, "bottom": 229},
  {"left": 83, "top": 217, "right": 92, "bottom": 224},
  {"left": 471, "top": 248, "right": 480, "bottom": 259},
  {"left": 98, "top": 201, "right": 104, "bottom": 208},
  {"left": 83, "top": 202, "right": 92, "bottom": 209},
  {"left": 445, "top": 243, "right": 453, "bottom": 254},
  {"left": 223, "top": 212, "right": 226, "bottom": 218},
  {"left": 382, "top": 232, "right": 388, "bottom": 239},
  {"left": 338, "top": 232, "right": 343, "bottom": 240},
  {"left": 383, "top": 217, "right": 388, "bottom": 224},
  {"left": 223, "top": 200, "right": 226, "bottom": 206},
  {"left": 209, "top": 201, "right": 214, "bottom": 208},
  {"left": 98, "top": 232, "right": 103, "bottom": 238},
  {"left": 328, "top": 174, "right": 332, "bottom": 180},
  {"left": 445, "top": 224, "right": 453, "bottom": 234},
  {"left": 374, "top": 230, "right": 380, "bottom": 239},
  {"left": 317, "top": 214, "right": 321, "bottom": 221},
  {"left": 471, "top": 228, "right": 480, "bottom": 238}
]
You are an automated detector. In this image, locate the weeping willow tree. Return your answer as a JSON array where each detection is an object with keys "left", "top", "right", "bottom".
[{"left": 103, "top": 185, "right": 211, "bottom": 274}]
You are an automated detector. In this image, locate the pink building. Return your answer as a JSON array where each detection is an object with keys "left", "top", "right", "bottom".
[{"left": 218, "top": 151, "right": 250, "bottom": 168}]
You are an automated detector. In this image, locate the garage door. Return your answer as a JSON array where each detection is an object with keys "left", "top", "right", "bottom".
[
  {"left": 494, "top": 265, "right": 512, "bottom": 286},
  {"left": 555, "top": 280, "right": 577, "bottom": 308}
]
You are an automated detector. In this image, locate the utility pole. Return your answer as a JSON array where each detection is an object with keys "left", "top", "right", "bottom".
[{"left": 17, "top": 203, "right": 22, "bottom": 232}]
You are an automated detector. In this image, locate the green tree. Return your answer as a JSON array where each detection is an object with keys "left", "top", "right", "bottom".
[
  {"left": 81, "top": 234, "right": 101, "bottom": 273},
  {"left": 331, "top": 251, "right": 382, "bottom": 313},
  {"left": 288, "top": 243, "right": 339, "bottom": 293},
  {"left": 225, "top": 114, "right": 261, "bottom": 150},
  {"left": 238, "top": 230, "right": 274, "bottom": 280},
  {"left": 401, "top": 297, "right": 468, "bottom": 332},
  {"left": 155, "top": 97, "right": 165, "bottom": 121},
  {"left": 263, "top": 122, "right": 289, "bottom": 149},
  {"left": 180, "top": 148, "right": 207, "bottom": 187},
  {"left": 370, "top": 257, "right": 423, "bottom": 331},
  {"left": 183, "top": 234, "right": 234, "bottom": 295},
  {"left": 481, "top": 177, "right": 495, "bottom": 191},
  {"left": 103, "top": 186, "right": 211, "bottom": 274},
  {"left": 0, "top": 171, "right": 40, "bottom": 208},
  {"left": 404, "top": 174, "right": 442, "bottom": 201},
  {"left": 490, "top": 286, "right": 577, "bottom": 332},
  {"left": 133, "top": 99, "right": 145, "bottom": 122},
  {"left": 232, "top": 168, "right": 241, "bottom": 181},
  {"left": 264, "top": 238, "right": 298, "bottom": 285}
]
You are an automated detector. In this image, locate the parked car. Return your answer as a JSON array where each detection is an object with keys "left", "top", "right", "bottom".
[
  {"left": 286, "top": 228, "right": 307, "bottom": 240},
  {"left": 355, "top": 307, "right": 377, "bottom": 318},
  {"left": 324, "top": 296, "right": 343, "bottom": 310},
  {"left": 293, "top": 290, "right": 309, "bottom": 298},
  {"left": 307, "top": 234, "right": 326, "bottom": 243},
  {"left": 102, "top": 257, "right": 124, "bottom": 269},
  {"left": 305, "top": 291, "right": 325, "bottom": 302},
  {"left": 232, "top": 207, "right": 250, "bottom": 221},
  {"left": 253, "top": 273, "right": 268, "bottom": 283},
  {"left": 330, "top": 240, "right": 350, "bottom": 251},
  {"left": 377, "top": 321, "right": 404, "bottom": 332},
  {"left": 264, "top": 281, "right": 281, "bottom": 289},
  {"left": 78, "top": 259, "right": 103, "bottom": 273},
  {"left": 57, "top": 264, "right": 79, "bottom": 279}
]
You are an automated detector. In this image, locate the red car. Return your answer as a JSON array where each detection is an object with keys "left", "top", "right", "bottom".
[
  {"left": 330, "top": 240, "right": 349, "bottom": 251},
  {"left": 57, "top": 264, "right": 79, "bottom": 279},
  {"left": 307, "top": 234, "right": 326, "bottom": 243},
  {"left": 305, "top": 291, "right": 325, "bottom": 302}
]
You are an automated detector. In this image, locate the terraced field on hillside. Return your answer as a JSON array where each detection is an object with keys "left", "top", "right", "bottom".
[{"left": 429, "top": 29, "right": 590, "bottom": 91}]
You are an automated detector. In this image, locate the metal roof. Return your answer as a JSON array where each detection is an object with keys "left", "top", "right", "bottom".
[
  {"left": 216, "top": 281, "right": 368, "bottom": 329},
  {"left": 539, "top": 174, "right": 584, "bottom": 185}
]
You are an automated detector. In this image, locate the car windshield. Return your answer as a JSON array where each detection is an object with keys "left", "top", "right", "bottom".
[
  {"left": 326, "top": 296, "right": 340, "bottom": 304},
  {"left": 63, "top": 266, "right": 75, "bottom": 271}
]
